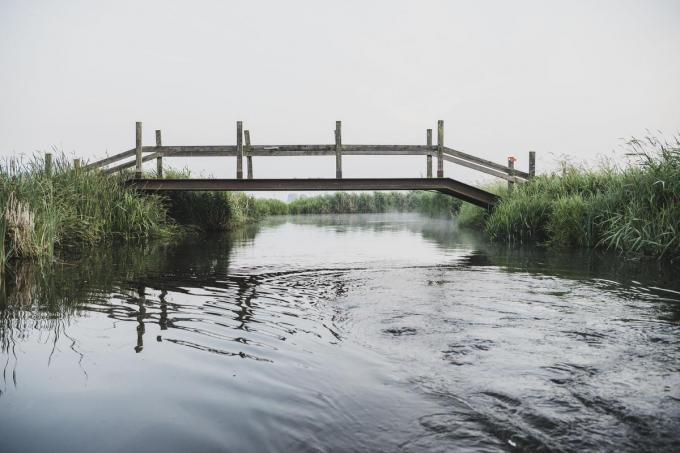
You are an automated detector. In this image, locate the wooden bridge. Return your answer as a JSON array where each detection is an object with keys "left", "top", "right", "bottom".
[{"left": 81, "top": 121, "right": 536, "bottom": 209}]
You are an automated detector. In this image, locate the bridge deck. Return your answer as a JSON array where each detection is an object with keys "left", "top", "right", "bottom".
[{"left": 127, "top": 177, "right": 500, "bottom": 209}]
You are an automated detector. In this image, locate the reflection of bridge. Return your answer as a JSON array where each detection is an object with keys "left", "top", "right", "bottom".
[{"left": 81, "top": 121, "right": 536, "bottom": 209}]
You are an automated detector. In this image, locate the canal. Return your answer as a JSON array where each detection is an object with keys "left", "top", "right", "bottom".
[{"left": 1, "top": 214, "right": 679, "bottom": 452}]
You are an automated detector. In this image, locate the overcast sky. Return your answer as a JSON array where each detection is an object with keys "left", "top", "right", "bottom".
[{"left": 1, "top": 0, "right": 678, "bottom": 186}]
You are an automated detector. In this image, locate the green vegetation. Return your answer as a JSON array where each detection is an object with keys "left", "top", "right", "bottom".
[
  {"left": 0, "top": 157, "right": 285, "bottom": 267},
  {"left": 459, "top": 137, "right": 680, "bottom": 261},
  {"left": 287, "top": 191, "right": 461, "bottom": 217},
  {"left": 0, "top": 155, "right": 175, "bottom": 267},
  {"left": 165, "top": 191, "right": 287, "bottom": 231},
  {"left": 153, "top": 168, "right": 287, "bottom": 231}
]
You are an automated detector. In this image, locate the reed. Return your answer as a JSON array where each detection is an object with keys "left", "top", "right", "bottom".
[
  {"left": 287, "top": 191, "right": 461, "bottom": 217},
  {"left": 156, "top": 168, "right": 288, "bottom": 231},
  {"left": 0, "top": 153, "right": 177, "bottom": 267},
  {"left": 459, "top": 136, "right": 680, "bottom": 261}
]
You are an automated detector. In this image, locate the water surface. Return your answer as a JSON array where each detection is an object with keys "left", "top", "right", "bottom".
[{"left": 1, "top": 214, "right": 679, "bottom": 452}]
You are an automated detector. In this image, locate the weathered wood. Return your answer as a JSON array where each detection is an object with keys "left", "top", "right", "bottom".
[
  {"left": 74, "top": 158, "right": 81, "bottom": 171},
  {"left": 335, "top": 121, "right": 342, "bottom": 179},
  {"left": 45, "top": 153, "right": 52, "bottom": 176},
  {"left": 103, "top": 154, "right": 158, "bottom": 175},
  {"left": 426, "top": 129, "right": 433, "bottom": 178},
  {"left": 91, "top": 140, "right": 526, "bottom": 184},
  {"left": 236, "top": 121, "right": 243, "bottom": 179},
  {"left": 128, "top": 177, "right": 501, "bottom": 209},
  {"left": 88, "top": 143, "right": 523, "bottom": 179},
  {"left": 508, "top": 157, "right": 515, "bottom": 193},
  {"left": 133, "top": 144, "right": 432, "bottom": 157},
  {"left": 155, "top": 130, "right": 163, "bottom": 179},
  {"left": 135, "top": 122, "right": 142, "bottom": 178},
  {"left": 529, "top": 151, "right": 536, "bottom": 178},
  {"left": 102, "top": 143, "right": 201, "bottom": 174},
  {"left": 437, "top": 120, "right": 444, "bottom": 177},
  {"left": 245, "top": 130, "right": 253, "bottom": 179},
  {"left": 84, "top": 148, "right": 136, "bottom": 170},
  {"left": 443, "top": 147, "right": 530, "bottom": 179},
  {"left": 442, "top": 154, "right": 519, "bottom": 182}
]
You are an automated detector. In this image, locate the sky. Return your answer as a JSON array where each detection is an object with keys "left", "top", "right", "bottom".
[{"left": 1, "top": 0, "right": 678, "bottom": 189}]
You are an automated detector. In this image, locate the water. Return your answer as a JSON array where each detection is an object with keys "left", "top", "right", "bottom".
[{"left": 1, "top": 213, "right": 679, "bottom": 452}]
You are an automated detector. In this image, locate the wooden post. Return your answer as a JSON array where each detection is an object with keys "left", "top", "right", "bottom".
[
  {"left": 437, "top": 120, "right": 444, "bottom": 177},
  {"left": 426, "top": 128, "right": 433, "bottom": 178},
  {"left": 508, "top": 157, "right": 515, "bottom": 193},
  {"left": 236, "top": 121, "right": 243, "bottom": 179},
  {"left": 155, "top": 130, "right": 163, "bottom": 179},
  {"left": 45, "top": 153, "right": 52, "bottom": 176},
  {"left": 135, "top": 121, "right": 142, "bottom": 178},
  {"left": 335, "top": 120, "right": 342, "bottom": 179},
  {"left": 529, "top": 151, "right": 536, "bottom": 178},
  {"left": 73, "top": 158, "right": 81, "bottom": 171},
  {"left": 245, "top": 130, "right": 253, "bottom": 179}
]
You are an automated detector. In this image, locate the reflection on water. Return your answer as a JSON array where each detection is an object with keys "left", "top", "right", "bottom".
[{"left": 0, "top": 214, "right": 679, "bottom": 452}]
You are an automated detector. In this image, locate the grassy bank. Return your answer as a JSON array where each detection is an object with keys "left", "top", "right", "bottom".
[
  {"left": 459, "top": 137, "right": 680, "bottom": 261},
  {"left": 1, "top": 156, "right": 176, "bottom": 267},
  {"left": 287, "top": 191, "right": 462, "bottom": 217},
  {"left": 0, "top": 157, "right": 286, "bottom": 267}
]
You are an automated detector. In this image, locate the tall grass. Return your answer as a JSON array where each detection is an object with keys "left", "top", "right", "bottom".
[
  {"left": 156, "top": 168, "right": 288, "bottom": 231},
  {"left": 165, "top": 191, "right": 288, "bottom": 231},
  {"left": 0, "top": 154, "right": 176, "bottom": 267},
  {"left": 287, "top": 191, "right": 462, "bottom": 217},
  {"left": 459, "top": 136, "right": 680, "bottom": 261}
]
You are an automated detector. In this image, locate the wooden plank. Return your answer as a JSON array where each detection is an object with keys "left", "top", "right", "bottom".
[
  {"left": 442, "top": 154, "right": 517, "bottom": 181},
  {"left": 118, "top": 145, "right": 522, "bottom": 185},
  {"left": 529, "top": 151, "right": 536, "bottom": 178},
  {"left": 155, "top": 130, "right": 163, "bottom": 178},
  {"left": 127, "top": 177, "right": 501, "bottom": 209},
  {"left": 335, "top": 121, "right": 342, "bottom": 179},
  {"left": 142, "top": 145, "right": 237, "bottom": 156},
  {"left": 102, "top": 152, "right": 162, "bottom": 175},
  {"left": 84, "top": 148, "right": 136, "bottom": 170},
  {"left": 245, "top": 130, "right": 253, "bottom": 179},
  {"left": 135, "top": 122, "right": 142, "bottom": 178},
  {"left": 138, "top": 144, "right": 433, "bottom": 157},
  {"left": 101, "top": 145, "right": 209, "bottom": 174},
  {"left": 437, "top": 120, "right": 444, "bottom": 177},
  {"left": 443, "top": 147, "right": 530, "bottom": 179},
  {"left": 426, "top": 129, "right": 432, "bottom": 178},
  {"left": 236, "top": 121, "right": 243, "bottom": 179}
]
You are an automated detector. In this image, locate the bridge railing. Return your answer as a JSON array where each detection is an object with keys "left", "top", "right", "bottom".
[{"left": 77, "top": 120, "right": 536, "bottom": 191}]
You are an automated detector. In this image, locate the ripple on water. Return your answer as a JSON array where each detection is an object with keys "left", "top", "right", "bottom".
[{"left": 2, "top": 215, "right": 680, "bottom": 453}]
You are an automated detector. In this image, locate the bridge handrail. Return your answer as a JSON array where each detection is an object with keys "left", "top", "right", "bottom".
[{"left": 78, "top": 121, "right": 536, "bottom": 187}]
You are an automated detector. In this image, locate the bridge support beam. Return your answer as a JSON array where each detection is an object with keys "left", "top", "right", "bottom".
[
  {"left": 127, "top": 177, "right": 501, "bottom": 209},
  {"left": 245, "top": 130, "right": 253, "bottom": 179},
  {"left": 437, "top": 120, "right": 444, "bottom": 177},
  {"left": 236, "top": 121, "right": 243, "bottom": 179},
  {"left": 155, "top": 130, "right": 163, "bottom": 178},
  {"left": 426, "top": 128, "right": 433, "bottom": 178},
  {"left": 335, "top": 121, "right": 342, "bottom": 178},
  {"left": 135, "top": 121, "right": 143, "bottom": 178}
]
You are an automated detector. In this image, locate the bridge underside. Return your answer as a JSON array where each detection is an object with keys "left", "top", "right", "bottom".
[{"left": 127, "top": 178, "right": 500, "bottom": 209}]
